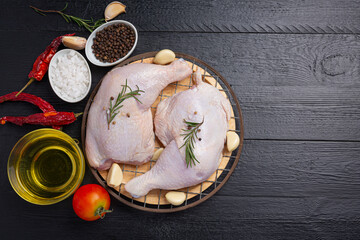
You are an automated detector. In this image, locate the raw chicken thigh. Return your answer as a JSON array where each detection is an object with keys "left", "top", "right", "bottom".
[
  {"left": 125, "top": 69, "right": 231, "bottom": 198},
  {"left": 86, "top": 59, "right": 192, "bottom": 170}
]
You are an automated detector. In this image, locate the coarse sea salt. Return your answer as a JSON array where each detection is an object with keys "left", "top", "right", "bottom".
[{"left": 50, "top": 50, "right": 90, "bottom": 102}]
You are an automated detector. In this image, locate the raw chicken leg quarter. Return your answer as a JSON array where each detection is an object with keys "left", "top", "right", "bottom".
[
  {"left": 125, "top": 69, "right": 231, "bottom": 198},
  {"left": 85, "top": 59, "right": 192, "bottom": 170}
]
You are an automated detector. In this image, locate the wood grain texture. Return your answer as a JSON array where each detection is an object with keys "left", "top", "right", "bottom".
[
  {"left": 1, "top": 31, "right": 360, "bottom": 141},
  {"left": 224, "top": 140, "right": 360, "bottom": 199},
  {"left": 1, "top": 0, "right": 360, "bottom": 34},
  {"left": 135, "top": 33, "right": 360, "bottom": 141},
  {"left": 1, "top": 0, "right": 360, "bottom": 239},
  {"left": 1, "top": 141, "right": 360, "bottom": 239}
]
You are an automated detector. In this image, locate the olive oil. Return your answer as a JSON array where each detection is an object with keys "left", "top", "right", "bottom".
[{"left": 8, "top": 129, "right": 85, "bottom": 205}]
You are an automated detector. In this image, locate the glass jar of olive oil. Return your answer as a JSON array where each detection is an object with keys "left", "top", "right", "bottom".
[{"left": 7, "top": 129, "right": 85, "bottom": 205}]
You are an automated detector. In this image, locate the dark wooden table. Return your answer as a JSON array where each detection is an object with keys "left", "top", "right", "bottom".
[{"left": 1, "top": 0, "right": 360, "bottom": 239}]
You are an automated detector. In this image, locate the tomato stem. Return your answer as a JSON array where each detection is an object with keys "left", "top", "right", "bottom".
[{"left": 95, "top": 206, "right": 113, "bottom": 219}]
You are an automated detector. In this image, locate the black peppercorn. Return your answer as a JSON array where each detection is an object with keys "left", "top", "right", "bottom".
[{"left": 92, "top": 23, "right": 136, "bottom": 63}]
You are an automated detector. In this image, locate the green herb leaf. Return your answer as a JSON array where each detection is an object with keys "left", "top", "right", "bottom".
[
  {"left": 107, "top": 79, "right": 144, "bottom": 129},
  {"left": 30, "top": 4, "right": 105, "bottom": 32},
  {"left": 179, "top": 118, "right": 204, "bottom": 167}
]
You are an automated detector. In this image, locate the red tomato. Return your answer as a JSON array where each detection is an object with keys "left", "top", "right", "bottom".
[{"left": 72, "top": 184, "right": 112, "bottom": 221}]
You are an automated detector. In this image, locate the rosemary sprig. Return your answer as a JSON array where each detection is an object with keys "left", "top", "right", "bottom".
[
  {"left": 180, "top": 118, "right": 204, "bottom": 168},
  {"left": 30, "top": 3, "right": 105, "bottom": 32},
  {"left": 106, "top": 79, "right": 144, "bottom": 129}
]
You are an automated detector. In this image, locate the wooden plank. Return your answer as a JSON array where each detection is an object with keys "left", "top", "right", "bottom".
[
  {"left": 2, "top": 193, "right": 360, "bottom": 239},
  {"left": 1, "top": 0, "right": 360, "bottom": 34},
  {"left": 1, "top": 32, "right": 360, "bottom": 141},
  {"left": 221, "top": 140, "right": 360, "bottom": 199},
  {"left": 1, "top": 139, "right": 360, "bottom": 238},
  {"left": 134, "top": 33, "right": 360, "bottom": 140},
  {"left": 1, "top": 0, "right": 360, "bottom": 239}
]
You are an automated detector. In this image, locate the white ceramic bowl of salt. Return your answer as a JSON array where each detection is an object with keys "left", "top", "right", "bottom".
[{"left": 49, "top": 49, "right": 92, "bottom": 103}]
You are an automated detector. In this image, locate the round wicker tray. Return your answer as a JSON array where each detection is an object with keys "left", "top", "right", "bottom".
[{"left": 81, "top": 52, "right": 244, "bottom": 212}]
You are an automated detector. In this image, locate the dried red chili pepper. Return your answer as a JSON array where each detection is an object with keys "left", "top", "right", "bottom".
[
  {"left": 16, "top": 33, "right": 75, "bottom": 96},
  {"left": 0, "top": 91, "right": 62, "bottom": 129},
  {"left": 0, "top": 112, "right": 82, "bottom": 127},
  {"left": 0, "top": 91, "right": 55, "bottom": 112},
  {"left": 0, "top": 91, "right": 81, "bottom": 129}
]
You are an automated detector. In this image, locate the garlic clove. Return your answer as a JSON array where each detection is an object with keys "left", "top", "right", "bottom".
[
  {"left": 165, "top": 191, "right": 186, "bottom": 206},
  {"left": 226, "top": 131, "right": 240, "bottom": 152},
  {"left": 62, "top": 36, "right": 87, "bottom": 50},
  {"left": 107, "top": 163, "right": 123, "bottom": 188},
  {"left": 104, "top": 1, "right": 126, "bottom": 21},
  {"left": 153, "top": 49, "right": 176, "bottom": 65},
  {"left": 152, "top": 148, "right": 164, "bottom": 160}
]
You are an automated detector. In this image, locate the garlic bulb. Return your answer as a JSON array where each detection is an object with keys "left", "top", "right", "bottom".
[
  {"left": 104, "top": 1, "right": 126, "bottom": 21},
  {"left": 107, "top": 163, "right": 123, "bottom": 188},
  {"left": 226, "top": 131, "right": 240, "bottom": 152},
  {"left": 152, "top": 148, "right": 164, "bottom": 160},
  {"left": 62, "top": 36, "right": 87, "bottom": 50},
  {"left": 165, "top": 191, "right": 186, "bottom": 206},
  {"left": 153, "top": 49, "right": 176, "bottom": 65}
]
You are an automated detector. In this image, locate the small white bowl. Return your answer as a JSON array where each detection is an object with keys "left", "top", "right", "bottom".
[
  {"left": 48, "top": 49, "right": 92, "bottom": 103},
  {"left": 85, "top": 20, "right": 138, "bottom": 67}
]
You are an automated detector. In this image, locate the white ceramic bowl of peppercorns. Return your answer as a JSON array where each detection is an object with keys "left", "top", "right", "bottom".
[{"left": 85, "top": 20, "right": 138, "bottom": 67}]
